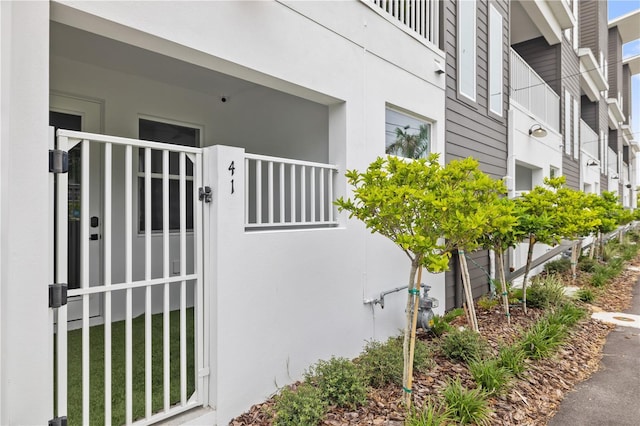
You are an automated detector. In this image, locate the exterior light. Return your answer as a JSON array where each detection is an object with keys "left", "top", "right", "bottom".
[
  {"left": 586, "top": 159, "right": 599, "bottom": 166},
  {"left": 529, "top": 124, "right": 547, "bottom": 138}
]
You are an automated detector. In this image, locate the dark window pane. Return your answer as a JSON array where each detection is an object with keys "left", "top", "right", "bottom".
[{"left": 139, "top": 178, "right": 194, "bottom": 232}]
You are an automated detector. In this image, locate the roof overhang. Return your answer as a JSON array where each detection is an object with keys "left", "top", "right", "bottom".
[
  {"left": 623, "top": 55, "right": 640, "bottom": 75},
  {"left": 622, "top": 124, "right": 634, "bottom": 145},
  {"left": 520, "top": 0, "right": 575, "bottom": 45},
  {"left": 578, "top": 48, "right": 609, "bottom": 101},
  {"left": 607, "top": 98, "right": 625, "bottom": 129},
  {"left": 631, "top": 140, "right": 640, "bottom": 153},
  {"left": 608, "top": 10, "right": 640, "bottom": 44}
]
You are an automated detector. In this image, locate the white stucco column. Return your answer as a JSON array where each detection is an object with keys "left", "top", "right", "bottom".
[{"left": 0, "top": 1, "right": 51, "bottom": 424}]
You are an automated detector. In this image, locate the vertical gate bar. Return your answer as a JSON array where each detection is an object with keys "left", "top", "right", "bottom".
[
  {"left": 279, "top": 163, "right": 285, "bottom": 223},
  {"left": 104, "top": 142, "right": 113, "bottom": 426},
  {"left": 163, "top": 150, "right": 170, "bottom": 412},
  {"left": 179, "top": 152, "right": 187, "bottom": 405},
  {"left": 319, "top": 169, "right": 325, "bottom": 222},
  {"left": 56, "top": 135, "right": 69, "bottom": 419},
  {"left": 290, "top": 164, "right": 296, "bottom": 223},
  {"left": 125, "top": 144, "right": 133, "bottom": 425},
  {"left": 433, "top": 0, "right": 439, "bottom": 46},
  {"left": 421, "top": 0, "right": 426, "bottom": 38},
  {"left": 328, "top": 170, "right": 334, "bottom": 222},
  {"left": 268, "top": 161, "right": 274, "bottom": 224},
  {"left": 244, "top": 158, "right": 249, "bottom": 226},
  {"left": 144, "top": 147, "right": 152, "bottom": 419},
  {"left": 81, "top": 140, "right": 90, "bottom": 426},
  {"left": 301, "top": 166, "right": 306, "bottom": 223},
  {"left": 310, "top": 167, "right": 316, "bottom": 222},
  {"left": 48, "top": 127, "right": 55, "bottom": 417},
  {"left": 194, "top": 152, "right": 205, "bottom": 404},
  {"left": 256, "top": 160, "right": 262, "bottom": 224}
]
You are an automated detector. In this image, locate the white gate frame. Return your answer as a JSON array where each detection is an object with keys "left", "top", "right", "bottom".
[{"left": 51, "top": 129, "right": 207, "bottom": 425}]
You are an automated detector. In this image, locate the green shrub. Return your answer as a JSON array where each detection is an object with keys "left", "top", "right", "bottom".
[
  {"left": 357, "top": 337, "right": 431, "bottom": 387},
  {"left": 544, "top": 257, "right": 571, "bottom": 274},
  {"left": 578, "top": 257, "right": 598, "bottom": 273},
  {"left": 477, "top": 296, "right": 499, "bottom": 310},
  {"left": 405, "top": 398, "right": 453, "bottom": 426},
  {"left": 440, "top": 329, "right": 487, "bottom": 363},
  {"left": 443, "top": 378, "right": 491, "bottom": 425},
  {"left": 547, "top": 303, "right": 586, "bottom": 327},
  {"left": 304, "top": 357, "right": 368, "bottom": 409},
  {"left": 443, "top": 308, "right": 465, "bottom": 323},
  {"left": 510, "top": 288, "right": 523, "bottom": 302},
  {"left": 497, "top": 345, "right": 527, "bottom": 376},
  {"left": 469, "top": 359, "right": 511, "bottom": 395},
  {"left": 273, "top": 383, "right": 327, "bottom": 426},
  {"left": 520, "top": 319, "right": 567, "bottom": 359},
  {"left": 590, "top": 269, "right": 609, "bottom": 287},
  {"left": 429, "top": 315, "right": 453, "bottom": 337},
  {"left": 526, "top": 275, "right": 566, "bottom": 309},
  {"left": 576, "top": 288, "right": 595, "bottom": 303}
]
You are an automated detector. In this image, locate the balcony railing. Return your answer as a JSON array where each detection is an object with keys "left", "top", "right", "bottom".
[
  {"left": 608, "top": 147, "right": 618, "bottom": 173},
  {"left": 510, "top": 48, "right": 560, "bottom": 132},
  {"left": 370, "top": 0, "right": 440, "bottom": 46},
  {"left": 623, "top": 162, "right": 630, "bottom": 183},
  {"left": 244, "top": 153, "right": 339, "bottom": 229},
  {"left": 580, "top": 119, "right": 599, "bottom": 160}
]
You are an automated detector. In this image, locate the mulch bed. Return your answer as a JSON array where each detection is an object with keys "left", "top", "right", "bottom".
[{"left": 232, "top": 257, "right": 640, "bottom": 426}]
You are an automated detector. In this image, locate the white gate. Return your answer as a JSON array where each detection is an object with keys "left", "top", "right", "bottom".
[{"left": 50, "top": 129, "right": 205, "bottom": 425}]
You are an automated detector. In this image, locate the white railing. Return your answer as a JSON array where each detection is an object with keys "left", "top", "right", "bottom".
[
  {"left": 53, "top": 129, "right": 204, "bottom": 425},
  {"left": 371, "top": 0, "right": 440, "bottom": 46},
  {"left": 608, "top": 147, "right": 618, "bottom": 173},
  {"left": 623, "top": 162, "right": 630, "bottom": 183},
  {"left": 580, "top": 119, "right": 599, "bottom": 159},
  {"left": 510, "top": 48, "right": 560, "bottom": 132},
  {"left": 244, "top": 153, "right": 338, "bottom": 229}
]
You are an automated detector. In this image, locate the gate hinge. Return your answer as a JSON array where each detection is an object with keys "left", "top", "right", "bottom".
[
  {"left": 49, "top": 149, "right": 69, "bottom": 174},
  {"left": 198, "top": 186, "right": 212, "bottom": 203},
  {"left": 48, "top": 416, "right": 67, "bottom": 426},
  {"left": 49, "top": 283, "right": 68, "bottom": 308}
]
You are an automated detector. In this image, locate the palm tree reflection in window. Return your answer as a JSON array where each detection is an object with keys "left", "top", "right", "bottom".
[{"left": 385, "top": 123, "right": 430, "bottom": 159}]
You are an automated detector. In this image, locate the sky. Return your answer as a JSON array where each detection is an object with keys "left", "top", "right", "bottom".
[{"left": 609, "top": 0, "right": 640, "bottom": 139}]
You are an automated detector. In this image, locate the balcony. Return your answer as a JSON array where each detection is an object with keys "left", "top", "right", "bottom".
[
  {"left": 607, "top": 98, "right": 625, "bottom": 129},
  {"left": 369, "top": 0, "right": 440, "bottom": 47},
  {"left": 510, "top": 48, "right": 560, "bottom": 132},
  {"left": 577, "top": 48, "right": 609, "bottom": 102},
  {"left": 608, "top": 147, "right": 618, "bottom": 175},
  {"left": 580, "top": 119, "right": 599, "bottom": 160},
  {"left": 515, "top": 0, "right": 575, "bottom": 45}
]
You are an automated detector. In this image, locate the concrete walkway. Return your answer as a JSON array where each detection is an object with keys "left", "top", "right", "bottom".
[{"left": 548, "top": 276, "right": 640, "bottom": 426}]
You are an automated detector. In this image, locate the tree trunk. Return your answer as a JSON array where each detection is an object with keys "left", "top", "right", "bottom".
[
  {"left": 405, "top": 265, "right": 423, "bottom": 407},
  {"left": 571, "top": 241, "right": 579, "bottom": 281},
  {"left": 522, "top": 236, "right": 535, "bottom": 315},
  {"left": 497, "top": 250, "right": 510, "bottom": 325},
  {"left": 458, "top": 250, "right": 479, "bottom": 332},
  {"left": 402, "top": 258, "right": 420, "bottom": 407}
]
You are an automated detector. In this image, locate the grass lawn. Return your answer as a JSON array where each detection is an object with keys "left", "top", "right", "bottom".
[{"left": 58, "top": 308, "right": 195, "bottom": 425}]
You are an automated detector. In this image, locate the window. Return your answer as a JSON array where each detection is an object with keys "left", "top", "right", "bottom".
[
  {"left": 458, "top": 0, "right": 476, "bottom": 101},
  {"left": 138, "top": 118, "right": 200, "bottom": 232},
  {"left": 550, "top": 166, "right": 559, "bottom": 179},
  {"left": 573, "top": 98, "right": 579, "bottom": 160},
  {"left": 564, "top": 90, "right": 571, "bottom": 155},
  {"left": 489, "top": 5, "right": 503, "bottom": 116},
  {"left": 385, "top": 107, "right": 431, "bottom": 159}
]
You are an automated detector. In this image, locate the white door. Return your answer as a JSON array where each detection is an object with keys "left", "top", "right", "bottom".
[{"left": 50, "top": 93, "right": 103, "bottom": 324}]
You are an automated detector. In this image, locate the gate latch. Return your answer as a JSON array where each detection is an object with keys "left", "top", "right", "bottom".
[
  {"left": 49, "top": 283, "right": 68, "bottom": 309},
  {"left": 199, "top": 186, "right": 212, "bottom": 203},
  {"left": 49, "top": 416, "right": 67, "bottom": 426},
  {"left": 49, "top": 149, "right": 69, "bottom": 174}
]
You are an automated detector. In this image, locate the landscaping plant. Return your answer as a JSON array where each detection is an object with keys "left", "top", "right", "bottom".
[
  {"left": 440, "top": 328, "right": 488, "bottom": 363},
  {"left": 304, "top": 357, "right": 368, "bottom": 409},
  {"left": 443, "top": 378, "right": 492, "bottom": 425},
  {"left": 469, "top": 359, "right": 511, "bottom": 395},
  {"left": 405, "top": 397, "right": 453, "bottom": 426},
  {"left": 273, "top": 383, "right": 327, "bottom": 426}
]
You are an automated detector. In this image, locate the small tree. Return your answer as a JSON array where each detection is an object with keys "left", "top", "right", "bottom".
[
  {"left": 589, "top": 192, "right": 624, "bottom": 258},
  {"left": 435, "top": 158, "right": 508, "bottom": 332},
  {"left": 335, "top": 155, "right": 451, "bottom": 406},
  {"left": 478, "top": 197, "right": 521, "bottom": 324},
  {"left": 513, "top": 177, "right": 566, "bottom": 314}
]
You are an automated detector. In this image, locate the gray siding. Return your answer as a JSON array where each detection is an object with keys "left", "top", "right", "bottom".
[
  {"left": 511, "top": 37, "right": 561, "bottom": 95},
  {"left": 608, "top": 28, "right": 623, "bottom": 97},
  {"left": 581, "top": 95, "right": 598, "bottom": 130},
  {"left": 443, "top": 0, "right": 509, "bottom": 309},
  {"left": 623, "top": 65, "right": 632, "bottom": 123},
  {"left": 561, "top": 34, "right": 581, "bottom": 190}
]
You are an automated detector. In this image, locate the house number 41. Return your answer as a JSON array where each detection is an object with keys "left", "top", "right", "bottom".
[{"left": 228, "top": 161, "right": 235, "bottom": 194}]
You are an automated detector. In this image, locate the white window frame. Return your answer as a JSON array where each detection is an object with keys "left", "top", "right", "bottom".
[
  {"left": 488, "top": 5, "right": 503, "bottom": 116},
  {"left": 458, "top": 0, "right": 476, "bottom": 102},
  {"left": 564, "top": 90, "right": 571, "bottom": 155},
  {"left": 384, "top": 106, "right": 432, "bottom": 160},
  {"left": 573, "top": 98, "right": 579, "bottom": 160}
]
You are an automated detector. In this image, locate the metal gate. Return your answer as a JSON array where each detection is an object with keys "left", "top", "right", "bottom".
[{"left": 50, "top": 129, "right": 205, "bottom": 425}]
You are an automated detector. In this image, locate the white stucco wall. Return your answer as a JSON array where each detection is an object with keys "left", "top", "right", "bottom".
[
  {"left": 0, "top": 1, "right": 51, "bottom": 424},
  {"left": 43, "top": 1, "right": 447, "bottom": 424}
]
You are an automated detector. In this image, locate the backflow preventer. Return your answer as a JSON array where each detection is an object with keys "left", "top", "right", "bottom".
[{"left": 364, "top": 285, "right": 439, "bottom": 330}]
